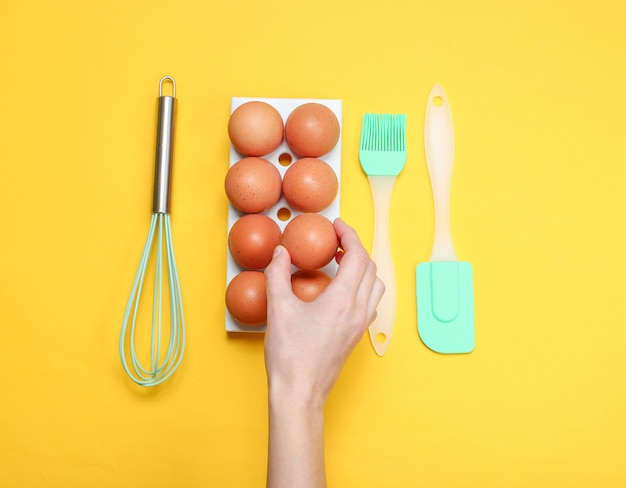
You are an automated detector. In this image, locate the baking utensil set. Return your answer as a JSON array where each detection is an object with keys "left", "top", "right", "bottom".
[
  {"left": 116, "top": 77, "right": 472, "bottom": 388},
  {"left": 360, "top": 84, "right": 475, "bottom": 356}
]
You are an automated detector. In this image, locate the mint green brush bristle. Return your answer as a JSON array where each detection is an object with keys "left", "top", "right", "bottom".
[
  {"left": 359, "top": 113, "right": 407, "bottom": 356},
  {"left": 360, "top": 114, "right": 407, "bottom": 175}
]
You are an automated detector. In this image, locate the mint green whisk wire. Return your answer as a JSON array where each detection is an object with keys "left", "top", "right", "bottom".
[{"left": 119, "top": 77, "right": 186, "bottom": 387}]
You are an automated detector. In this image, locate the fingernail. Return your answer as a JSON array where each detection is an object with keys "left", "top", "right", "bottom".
[{"left": 272, "top": 245, "right": 283, "bottom": 258}]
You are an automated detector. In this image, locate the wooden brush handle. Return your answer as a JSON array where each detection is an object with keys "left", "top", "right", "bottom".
[{"left": 367, "top": 175, "right": 397, "bottom": 356}]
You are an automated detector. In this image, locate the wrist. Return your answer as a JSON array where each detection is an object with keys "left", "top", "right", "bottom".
[{"left": 268, "top": 379, "right": 326, "bottom": 417}]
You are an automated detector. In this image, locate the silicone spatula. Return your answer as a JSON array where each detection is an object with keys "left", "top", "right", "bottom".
[{"left": 416, "top": 84, "right": 474, "bottom": 354}]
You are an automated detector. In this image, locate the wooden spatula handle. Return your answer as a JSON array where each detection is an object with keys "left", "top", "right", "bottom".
[
  {"left": 424, "top": 84, "right": 458, "bottom": 262},
  {"left": 367, "top": 175, "right": 397, "bottom": 356}
]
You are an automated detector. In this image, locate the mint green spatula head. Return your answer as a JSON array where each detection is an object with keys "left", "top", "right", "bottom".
[{"left": 416, "top": 261, "right": 474, "bottom": 354}]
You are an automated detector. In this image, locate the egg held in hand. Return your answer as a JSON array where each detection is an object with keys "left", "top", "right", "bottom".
[
  {"left": 225, "top": 157, "right": 282, "bottom": 213},
  {"left": 228, "top": 214, "right": 282, "bottom": 269},
  {"left": 228, "top": 101, "right": 284, "bottom": 157},
  {"left": 291, "top": 269, "right": 332, "bottom": 302},
  {"left": 281, "top": 213, "right": 338, "bottom": 271},
  {"left": 225, "top": 270, "right": 267, "bottom": 326},
  {"left": 282, "top": 157, "right": 338, "bottom": 213},
  {"left": 285, "top": 103, "right": 340, "bottom": 158}
]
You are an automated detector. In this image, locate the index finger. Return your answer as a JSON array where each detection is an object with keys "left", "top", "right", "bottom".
[
  {"left": 332, "top": 219, "right": 373, "bottom": 285},
  {"left": 333, "top": 218, "right": 363, "bottom": 253}
]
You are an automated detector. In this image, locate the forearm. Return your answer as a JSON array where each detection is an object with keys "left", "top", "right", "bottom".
[{"left": 267, "top": 387, "right": 327, "bottom": 488}]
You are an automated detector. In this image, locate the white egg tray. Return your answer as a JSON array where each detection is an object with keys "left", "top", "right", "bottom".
[{"left": 226, "top": 97, "right": 343, "bottom": 333}]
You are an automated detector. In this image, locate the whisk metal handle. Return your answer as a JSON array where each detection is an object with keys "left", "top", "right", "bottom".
[{"left": 152, "top": 76, "right": 177, "bottom": 214}]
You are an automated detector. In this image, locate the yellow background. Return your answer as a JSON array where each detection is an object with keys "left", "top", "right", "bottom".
[{"left": 1, "top": 0, "right": 625, "bottom": 486}]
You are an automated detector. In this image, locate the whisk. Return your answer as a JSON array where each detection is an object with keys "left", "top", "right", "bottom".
[{"left": 119, "top": 76, "right": 186, "bottom": 387}]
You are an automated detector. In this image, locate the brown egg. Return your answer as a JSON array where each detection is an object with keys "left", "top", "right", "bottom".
[
  {"left": 282, "top": 158, "right": 338, "bottom": 213},
  {"left": 281, "top": 213, "right": 338, "bottom": 270},
  {"left": 228, "top": 214, "right": 282, "bottom": 269},
  {"left": 228, "top": 101, "right": 284, "bottom": 157},
  {"left": 285, "top": 103, "right": 340, "bottom": 157},
  {"left": 225, "top": 157, "right": 282, "bottom": 213},
  {"left": 225, "top": 271, "right": 267, "bottom": 326},
  {"left": 291, "top": 269, "right": 332, "bottom": 302}
]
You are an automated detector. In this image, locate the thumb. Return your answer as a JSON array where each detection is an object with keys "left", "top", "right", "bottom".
[{"left": 264, "top": 245, "right": 293, "bottom": 300}]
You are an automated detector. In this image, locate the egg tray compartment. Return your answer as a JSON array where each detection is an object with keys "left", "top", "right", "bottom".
[{"left": 226, "top": 96, "right": 343, "bottom": 333}]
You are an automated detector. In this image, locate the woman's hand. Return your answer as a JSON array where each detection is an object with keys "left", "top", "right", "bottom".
[{"left": 264, "top": 218, "right": 384, "bottom": 488}]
